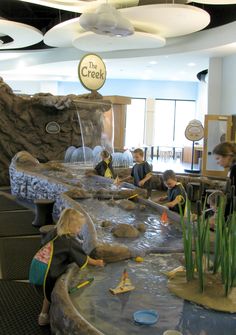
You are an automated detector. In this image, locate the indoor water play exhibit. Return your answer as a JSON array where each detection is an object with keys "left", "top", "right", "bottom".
[
  {"left": 9, "top": 148, "right": 236, "bottom": 335},
  {"left": 0, "top": 66, "right": 235, "bottom": 334}
]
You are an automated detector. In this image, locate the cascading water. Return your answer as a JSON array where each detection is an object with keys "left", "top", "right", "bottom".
[{"left": 74, "top": 102, "right": 86, "bottom": 163}]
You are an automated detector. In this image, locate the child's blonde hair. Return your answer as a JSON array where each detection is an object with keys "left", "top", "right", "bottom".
[{"left": 56, "top": 208, "right": 85, "bottom": 236}]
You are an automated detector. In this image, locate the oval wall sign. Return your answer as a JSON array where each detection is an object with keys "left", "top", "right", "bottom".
[
  {"left": 46, "top": 121, "right": 60, "bottom": 134},
  {"left": 78, "top": 54, "right": 106, "bottom": 92}
]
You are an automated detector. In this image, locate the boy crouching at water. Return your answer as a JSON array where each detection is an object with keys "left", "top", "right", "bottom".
[
  {"left": 116, "top": 148, "right": 153, "bottom": 198},
  {"left": 156, "top": 169, "right": 186, "bottom": 214}
]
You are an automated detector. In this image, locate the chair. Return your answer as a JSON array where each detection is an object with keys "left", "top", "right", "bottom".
[
  {"left": 173, "top": 147, "right": 183, "bottom": 161},
  {"left": 159, "top": 146, "right": 173, "bottom": 161}
]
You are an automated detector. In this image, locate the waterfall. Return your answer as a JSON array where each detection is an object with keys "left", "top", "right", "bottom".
[{"left": 74, "top": 103, "right": 86, "bottom": 163}]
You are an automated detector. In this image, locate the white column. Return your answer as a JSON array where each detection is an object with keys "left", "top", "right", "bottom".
[
  {"left": 207, "top": 57, "right": 222, "bottom": 115},
  {"left": 196, "top": 80, "right": 208, "bottom": 124},
  {"left": 144, "top": 98, "right": 155, "bottom": 145},
  {"left": 221, "top": 53, "right": 236, "bottom": 116}
]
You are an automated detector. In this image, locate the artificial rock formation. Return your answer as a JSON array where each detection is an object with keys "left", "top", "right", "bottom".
[
  {"left": 90, "top": 242, "right": 131, "bottom": 263},
  {"left": 117, "top": 199, "right": 137, "bottom": 210},
  {"left": 0, "top": 77, "right": 111, "bottom": 185},
  {"left": 111, "top": 223, "right": 140, "bottom": 238}
]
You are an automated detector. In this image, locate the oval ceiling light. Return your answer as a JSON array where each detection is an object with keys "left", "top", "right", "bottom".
[
  {"left": 121, "top": 4, "right": 210, "bottom": 38},
  {"left": 187, "top": 0, "right": 236, "bottom": 3},
  {"left": 44, "top": 17, "right": 84, "bottom": 47},
  {"left": 72, "top": 31, "right": 165, "bottom": 52},
  {"left": 0, "top": 19, "right": 43, "bottom": 49},
  {"left": 18, "top": 0, "right": 139, "bottom": 13}
]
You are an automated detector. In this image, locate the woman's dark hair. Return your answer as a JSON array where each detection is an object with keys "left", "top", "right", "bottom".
[{"left": 213, "top": 142, "right": 236, "bottom": 162}]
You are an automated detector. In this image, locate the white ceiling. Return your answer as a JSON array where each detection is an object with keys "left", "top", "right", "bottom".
[
  {"left": 0, "top": 53, "right": 210, "bottom": 82},
  {"left": 0, "top": 12, "right": 236, "bottom": 83}
]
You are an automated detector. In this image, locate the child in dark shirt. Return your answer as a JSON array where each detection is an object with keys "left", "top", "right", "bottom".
[
  {"left": 94, "top": 150, "right": 115, "bottom": 178},
  {"left": 37, "top": 208, "right": 104, "bottom": 326},
  {"left": 156, "top": 169, "right": 186, "bottom": 213},
  {"left": 116, "top": 148, "right": 152, "bottom": 197}
]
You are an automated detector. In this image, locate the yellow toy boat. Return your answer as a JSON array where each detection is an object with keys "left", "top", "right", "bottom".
[
  {"left": 110, "top": 269, "right": 135, "bottom": 295},
  {"left": 164, "top": 266, "right": 185, "bottom": 279}
]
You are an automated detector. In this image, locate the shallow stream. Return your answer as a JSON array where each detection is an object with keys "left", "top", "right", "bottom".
[
  {"left": 77, "top": 198, "right": 183, "bottom": 256},
  {"left": 70, "top": 254, "right": 236, "bottom": 335}
]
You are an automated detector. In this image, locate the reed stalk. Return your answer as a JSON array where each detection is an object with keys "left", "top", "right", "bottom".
[
  {"left": 180, "top": 191, "right": 194, "bottom": 282},
  {"left": 213, "top": 196, "right": 224, "bottom": 274},
  {"left": 230, "top": 197, "right": 236, "bottom": 288},
  {"left": 195, "top": 200, "right": 211, "bottom": 292}
]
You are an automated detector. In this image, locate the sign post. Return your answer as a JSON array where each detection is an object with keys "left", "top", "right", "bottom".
[{"left": 184, "top": 119, "right": 204, "bottom": 173}]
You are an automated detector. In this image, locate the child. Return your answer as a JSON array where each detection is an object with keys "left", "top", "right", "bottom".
[
  {"left": 116, "top": 148, "right": 152, "bottom": 197},
  {"left": 94, "top": 150, "right": 115, "bottom": 179},
  {"left": 37, "top": 208, "right": 104, "bottom": 326},
  {"left": 204, "top": 190, "right": 225, "bottom": 230},
  {"left": 157, "top": 169, "right": 186, "bottom": 214}
]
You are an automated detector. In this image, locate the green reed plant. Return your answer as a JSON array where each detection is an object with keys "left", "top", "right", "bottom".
[
  {"left": 194, "top": 200, "right": 210, "bottom": 292},
  {"left": 180, "top": 184, "right": 236, "bottom": 296},
  {"left": 213, "top": 195, "right": 225, "bottom": 275},
  {"left": 180, "top": 184, "right": 194, "bottom": 282},
  {"left": 219, "top": 193, "right": 236, "bottom": 296},
  {"left": 230, "top": 196, "right": 236, "bottom": 288}
]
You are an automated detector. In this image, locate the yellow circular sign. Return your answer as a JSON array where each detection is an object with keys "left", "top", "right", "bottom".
[{"left": 78, "top": 54, "right": 106, "bottom": 91}]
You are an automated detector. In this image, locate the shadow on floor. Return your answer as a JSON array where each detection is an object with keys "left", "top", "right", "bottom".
[
  {"left": 0, "top": 190, "right": 51, "bottom": 334},
  {"left": 0, "top": 280, "right": 51, "bottom": 335}
]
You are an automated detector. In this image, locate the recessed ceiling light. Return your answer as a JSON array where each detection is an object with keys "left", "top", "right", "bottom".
[
  {"left": 0, "top": 53, "right": 22, "bottom": 60},
  {"left": 188, "top": 62, "right": 196, "bottom": 67},
  {"left": 149, "top": 61, "right": 157, "bottom": 65},
  {"left": 228, "top": 42, "right": 236, "bottom": 49},
  {"left": 142, "top": 75, "right": 151, "bottom": 80}
]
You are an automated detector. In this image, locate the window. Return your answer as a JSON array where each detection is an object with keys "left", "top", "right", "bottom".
[
  {"left": 154, "top": 99, "right": 196, "bottom": 147},
  {"left": 125, "top": 98, "right": 146, "bottom": 148},
  {"left": 154, "top": 100, "right": 175, "bottom": 146},
  {"left": 174, "top": 100, "right": 197, "bottom": 147}
]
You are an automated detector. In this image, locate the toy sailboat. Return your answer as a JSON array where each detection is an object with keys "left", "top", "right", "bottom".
[
  {"left": 164, "top": 266, "right": 185, "bottom": 279},
  {"left": 110, "top": 269, "right": 135, "bottom": 295},
  {"left": 161, "top": 210, "right": 168, "bottom": 224}
]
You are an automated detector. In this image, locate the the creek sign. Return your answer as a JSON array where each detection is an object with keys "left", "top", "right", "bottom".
[{"left": 78, "top": 54, "right": 106, "bottom": 91}]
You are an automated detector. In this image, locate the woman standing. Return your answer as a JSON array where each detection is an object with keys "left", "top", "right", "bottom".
[{"left": 213, "top": 141, "right": 236, "bottom": 216}]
